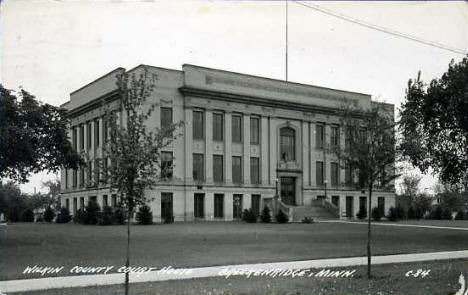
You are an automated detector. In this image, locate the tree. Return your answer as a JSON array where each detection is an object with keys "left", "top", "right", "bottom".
[
  {"left": 0, "top": 85, "right": 84, "bottom": 183},
  {"left": 43, "top": 206, "right": 55, "bottom": 222},
  {"left": 398, "top": 173, "right": 422, "bottom": 209},
  {"left": 42, "top": 179, "right": 61, "bottom": 210},
  {"left": 103, "top": 67, "right": 182, "bottom": 295},
  {"left": 399, "top": 57, "right": 468, "bottom": 188},
  {"left": 1, "top": 182, "right": 29, "bottom": 222},
  {"left": 336, "top": 102, "right": 397, "bottom": 279}
]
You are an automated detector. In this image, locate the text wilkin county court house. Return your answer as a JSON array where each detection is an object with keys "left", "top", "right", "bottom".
[{"left": 60, "top": 64, "right": 396, "bottom": 222}]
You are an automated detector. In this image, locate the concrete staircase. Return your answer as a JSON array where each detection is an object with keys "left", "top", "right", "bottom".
[{"left": 279, "top": 199, "right": 339, "bottom": 222}]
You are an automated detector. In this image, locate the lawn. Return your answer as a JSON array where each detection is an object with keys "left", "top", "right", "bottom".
[
  {"left": 14, "top": 259, "right": 468, "bottom": 295},
  {"left": 1, "top": 221, "right": 467, "bottom": 281}
]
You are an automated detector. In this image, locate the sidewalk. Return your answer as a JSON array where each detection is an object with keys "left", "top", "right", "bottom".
[
  {"left": 2, "top": 250, "right": 468, "bottom": 293},
  {"left": 321, "top": 220, "right": 468, "bottom": 231}
]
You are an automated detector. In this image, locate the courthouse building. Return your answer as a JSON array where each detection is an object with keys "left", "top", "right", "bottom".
[{"left": 60, "top": 64, "right": 396, "bottom": 222}]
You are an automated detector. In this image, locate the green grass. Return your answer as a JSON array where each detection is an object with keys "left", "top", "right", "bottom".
[
  {"left": 351, "top": 219, "right": 468, "bottom": 228},
  {"left": 14, "top": 259, "right": 468, "bottom": 295},
  {"left": 1, "top": 221, "right": 467, "bottom": 281}
]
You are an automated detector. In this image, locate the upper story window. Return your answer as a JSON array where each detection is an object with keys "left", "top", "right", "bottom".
[
  {"left": 232, "top": 156, "right": 242, "bottom": 183},
  {"left": 316, "top": 124, "right": 324, "bottom": 149},
  {"left": 331, "top": 125, "right": 339, "bottom": 149},
  {"left": 72, "top": 127, "right": 78, "bottom": 151},
  {"left": 94, "top": 120, "right": 100, "bottom": 147},
  {"left": 250, "top": 157, "right": 260, "bottom": 184},
  {"left": 316, "top": 161, "right": 324, "bottom": 186},
  {"left": 87, "top": 122, "right": 92, "bottom": 149},
  {"left": 232, "top": 114, "right": 242, "bottom": 143},
  {"left": 193, "top": 111, "right": 204, "bottom": 140},
  {"left": 193, "top": 153, "right": 204, "bottom": 181},
  {"left": 161, "top": 151, "right": 173, "bottom": 179},
  {"left": 250, "top": 117, "right": 260, "bottom": 144},
  {"left": 103, "top": 119, "right": 108, "bottom": 143},
  {"left": 80, "top": 125, "right": 85, "bottom": 150},
  {"left": 280, "top": 127, "right": 295, "bottom": 161},
  {"left": 213, "top": 113, "right": 224, "bottom": 141},
  {"left": 213, "top": 155, "right": 224, "bottom": 183},
  {"left": 331, "top": 162, "right": 339, "bottom": 187},
  {"left": 161, "top": 107, "right": 173, "bottom": 129}
]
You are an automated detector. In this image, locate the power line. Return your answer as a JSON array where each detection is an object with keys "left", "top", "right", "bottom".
[{"left": 292, "top": 1, "right": 468, "bottom": 56}]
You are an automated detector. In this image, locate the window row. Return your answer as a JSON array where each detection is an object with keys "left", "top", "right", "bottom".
[
  {"left": 65, "top": 194, "right": 118, "bottom": 215},
  {"left": 193, "top": 154, "right": 260, "bottom": 184},
  {"left": 193, "top": 111, "right": 261, "bottom": 144},
  {"left": 71, "top": 119, "right": 109, "bottom": 152},
  {"left": 64, "top": 158, "right": 110, "bottom": 189},
  {"left": 194, "top": 193, "right": 261, "bottom": 219}
]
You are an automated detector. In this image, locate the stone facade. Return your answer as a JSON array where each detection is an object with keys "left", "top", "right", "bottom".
[{"left": 60, "top": 64, "right": 396, "bottom": 222}]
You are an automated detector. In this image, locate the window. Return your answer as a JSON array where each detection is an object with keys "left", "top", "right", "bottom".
[
  {"left": 65, "top": 169, "right": 69, "bottom": 189},
  {"left": 111, "top": 194, "right": 117, "bottom": 208},
  {"left": 214, "top": 194, "right": 224, "bottom": 218},
  {"left": 250, "top": 157, "right": 260, "bottom": 184},
  {"left": 280, "top": 127, "right": 295, "bottom": 161},
  {"left": 345, "top": 163, "right": 353, "bottom": 185},
  {"left": 103, "top": 119, "right": 108, "bottom": 143},
  {"left": 161, "top": 107, "right": 173, "bottom": 129},
  {"left": 378, "top": 197, "right": 385, "bottom": 214},
  {"left": 316, "top": 124, "right": 324, "bottom": 149},
  {"left": 161, "top": 152, "right": 173, "bottom": 179},
  {"left": 213, "top": 113, "right": 224, "bottom": 141},
  {"left": 316, "top": 161, "right": 324, "bottom": 186},
  {"left": 73, "top": 198, "right": 77, "bottom": 214},
  {"left": 251, "top": 194, "right": 261, "bottom": 217},
  {"left": 331, "top": 162, "right": 339, "bottom": 187},
  {"left": 80, "top": 168, "right": 85, "bottom": 187},
  {"left": 72, "top": 127, "right": 77, "bottom": 151},
  {"left": 161, "top": 193, "right": 173, "bottom": 221},
  {"left": 213, "top": 155, "right": 224, "bottom": 183},
  {"left": 193, "top": 111, "right": 204, "bottom": 140},
  {"left": 232, "top": 114, "right": 242, "bottom": 143},
  {"left": 102, "top": 195, "right": 108, "bottom": 207},
  {"left": 87, "top": 122, "right": 92, "bottom": 149},
  {"left": 66, "top": 199, "right": 70, "bottom": 211},
  {"left": 87, "top": 161, "right": 93, "bottom": 184},
  {"left": 94, "top": 159, "right": 100, "bottom": 185},
  {"left": 331, "top": 125, "right": 339, "bottom": 148},
  {"left": 250, "top": 117, "right": 260, "bottom": 144},
  {"left": 359, "top": 196, "right": 367, "bottom": 211},
  {"left": 232, "top": 156, "right": 242, "bottom": 183},
  {"left": 102, "top": 158, "right": 108, "bottom": 183},
  {"left": 95, "top": 120, "right": 100, "bottom": 147},
  {"left": 80, "top": 197, "right": 85, "bottom": 209},
  {"left": 73, "top": 169, "right": 77, "bottom": 188},
  {"left": 233, "top": 194, "right": 243, "bottom": 219},
  {"left": 80, "top": 125, "right": 85, "bottom": 150},
  {"left": 193, "top": 153, "right": 204, "bottom": 181},
  {"left": 194, "top": 193, "right": 205, "bottom": 218}
]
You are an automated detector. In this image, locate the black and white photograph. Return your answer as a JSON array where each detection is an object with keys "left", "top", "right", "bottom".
[{"left": 1, "top": 1, "right": 467, "bottom": 294}]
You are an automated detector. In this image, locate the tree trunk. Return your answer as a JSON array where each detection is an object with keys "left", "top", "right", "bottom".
[
  {"left": 125, "top": 208, "right": 131, "bottom": 295},
  {"left": 367, "top": 185, "right": 373, "bottom": 279}
]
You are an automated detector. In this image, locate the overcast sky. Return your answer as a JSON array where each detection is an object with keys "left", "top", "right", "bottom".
[{"left": 1, "top": 0, "right": 467, "bottom": 194}]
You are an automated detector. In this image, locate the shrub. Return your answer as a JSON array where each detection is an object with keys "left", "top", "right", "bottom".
[
  {"left": 260, "top": 206, "right": 271, "bottom": 223},
  {"left": 21, "top": 209, "right": 34, "bottom": 222},
  {"left": 371, "top": 207, "right": 383, "bottom": 221},
  {"left": 301, "top": 217, "right": 314, "bottom": 224},
  {"left": 136, "top": 205, "right": 153, "bottom": 225},
  {"left": 36, "top": 215, "right": 44, "bottom": 222},
  {"left": 428, "top": 206, "right": 443, "bottom": 220},
  {"left": 276, "top": 210, "right": 288, "bottom": 223},
  {"left": 356, "top": 206, "right": 367, "bottom": 220},
  {"left": 99, "top": 206, "right": 114, "bottom": 225},
  {"left": 454, "top": 210, "right": 465, "bottom": 220},
  {"left": 163, "top": 215, "right": 174, "bottom": 224},
  {"left": 114, "top": 207, "right": 126, "bottom": 225},
  {"left": 396, "top": 206, "right": 407, "bottom": 220},
  {"left": 242, "top": 209, "right": 257, "bottom": 223},
  {"left": 56, "top": 207, "right": 71, "bottom": 223},
  {"left": 407, "top": 206, "right": 416, "bottom": 219},
  {"left": 83, "top": 200, "right": 101, "bottom": 225},
  {"left": 388, "top": 207, "right": 399, "bottom": 222},
  {"left": 441, "top": 208, "right": 453, "bottom": 220},
  {"left": 43, "top": 207, "right": 55, "bottom": 222},
  {"left": 73, "top": 209, "right": 86, "bottom": 224}
]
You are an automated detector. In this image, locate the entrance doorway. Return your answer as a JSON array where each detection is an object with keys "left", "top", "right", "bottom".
[
  {"left": 280, "top": 177, "right": 296, "bottom": 205},
  {"left": 346, "top": 196, "right": 354, "bottom": 218}
]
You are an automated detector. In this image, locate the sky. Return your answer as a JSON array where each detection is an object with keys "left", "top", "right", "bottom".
[{"left": 1, "top": 0, "right": 467, "bottom": 194}]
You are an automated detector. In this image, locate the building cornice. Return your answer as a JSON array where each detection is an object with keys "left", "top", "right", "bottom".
[{"left": 179, "top": 87, "right": 340, "bottom": 116}]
